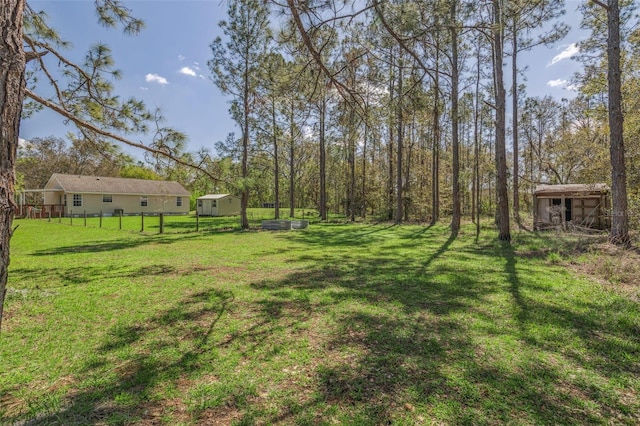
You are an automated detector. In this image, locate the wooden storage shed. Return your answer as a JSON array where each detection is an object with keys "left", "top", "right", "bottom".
[
  {"left": 196, "top": 194, "right": 241, "bottom": 216},
  {"left": 533, "top": 184, "right": 610, "bottom": 230}
]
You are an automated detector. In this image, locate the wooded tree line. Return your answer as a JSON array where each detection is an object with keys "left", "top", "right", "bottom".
[
  {"left": 0, "top": 0, "right": 638, "bottom": 330},
  {"left": 205, "top": 0, "right": 638, "bottom": 241}
]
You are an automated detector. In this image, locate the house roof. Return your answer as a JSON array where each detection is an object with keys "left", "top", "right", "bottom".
[
  {"left": 45, "top": 173, "right": 190, "bottom": 196},
  {"left": 197, "top": 194, "right": 237, "bottom": 200},
  {"left": 534, "top": 183, "right": 609, "bottom": 197}
]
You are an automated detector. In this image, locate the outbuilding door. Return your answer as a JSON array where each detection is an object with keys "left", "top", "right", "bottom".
[{"left": 552, "top": 198, "right": 572, "bottom": 222}]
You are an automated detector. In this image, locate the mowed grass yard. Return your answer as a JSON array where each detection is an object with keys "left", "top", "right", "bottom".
[{"left": 1, "top": 217, "right": 638, "bottom": 425}]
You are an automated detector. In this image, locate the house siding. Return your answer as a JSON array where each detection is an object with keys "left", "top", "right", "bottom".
[{"left": 42, "top": 174, "right": 190, "bottom": 216}]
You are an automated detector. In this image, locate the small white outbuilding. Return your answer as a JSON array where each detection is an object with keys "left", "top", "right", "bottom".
[{"left": 196, "top": 194, "right": 241, "bottom": 216}]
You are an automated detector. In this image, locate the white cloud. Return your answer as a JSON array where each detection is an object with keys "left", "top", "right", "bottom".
[
  {"left": 179, "top": 67, "right": 197, "bottom": 77},
  {"left": 547, "top": 79, "right": 568, "bottom": 88},
  {"left": 565, "top": 83, "right": 580, "bottom": 92},
  {"left": 548, "top": 43, "right": 580, "bottom": 66},
  {"left": 139, "top": 86, "right": 149, "bottom": 91},
  {"left": 145, "top": 73, "right": 169, "bottom": 85},
  {"left": 178, "top": 54, "right": 185, "bottom": 61}
]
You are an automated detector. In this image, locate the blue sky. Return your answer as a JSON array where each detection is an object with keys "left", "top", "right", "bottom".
[{"left": 20, "top": 0, "right": 588, "bottom": 160}]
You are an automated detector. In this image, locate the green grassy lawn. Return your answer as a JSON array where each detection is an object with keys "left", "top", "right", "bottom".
[
  {"left": 1, "top": 218, "right": 638, "bottom": 425},
  {"left": 44, "top": 208, "right": 321, "bottom": 234}
]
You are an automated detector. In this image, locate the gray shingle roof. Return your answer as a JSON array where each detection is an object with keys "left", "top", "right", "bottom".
[
  {"left": 197, "top": 194, "right": 236, "bottom": 200},
  {"left": 46, "top": 173, "right": 190, "bottom": 196},
  {"left": 534, "top": 183, "right": 609, "bottom": 196}
]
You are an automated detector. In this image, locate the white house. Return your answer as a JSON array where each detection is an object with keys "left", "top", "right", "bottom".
[{"left": 41, "top": 173, "right": 190, "bottom": 216}]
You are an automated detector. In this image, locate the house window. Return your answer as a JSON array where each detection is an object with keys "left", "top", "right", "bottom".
[
  {"left": 212, "top": 200, "right": 217, "bottom": 208},
  {"left": 64, "top": 194, "right": 67, "bottom": 207},
  {"left": 177, "top": 196, "right": 182, "bottom": 207},
  {"left": 197, "top": 200, "right": 203, "bottom": 208},
  {"left": 140, "top": 196, "right": 148, "bottom": 207},
  {"left": 73, "top": 194, "right": 82, "bottom": 207},
  {"left": 103, "top": 195, "right": 113, "bottom": 203}
]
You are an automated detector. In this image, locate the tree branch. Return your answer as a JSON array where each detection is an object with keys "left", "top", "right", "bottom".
[
  {"left": 285, "top": 0, "right": 365, "bottom": 113},
  {"left": 590, "top": 0, "right": 610, "bottom": 10},
  {"left": 25, "top": 88, "right": 226, "bottom": 185},
  {"left": 373, "top": 1, "right": 439, "bottom": 83}
]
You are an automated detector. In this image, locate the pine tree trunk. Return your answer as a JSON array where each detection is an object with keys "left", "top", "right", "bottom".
[
  {"left": 348, "top": 108, "right": 356, "bottom": 222},
  {"left": 361, "top": 103, "right": 368, "bottom": 220},
  {"left": 607, "top": 0, "right": 630, "bottom": 246},
  {"left": 388, "top": 47, "right": 395, "bottom": 221},
  {"left": 474, "top": 40, "right": 482, "bottom": 237},
  {"left": 493, "top": 0, "right": 511, "bottom": 242},
  {"left": 430, "top": 27, "right": 441, "bottom": 226},
  {"left": 396, "top": 57, "right": 403, "bottom": 225},
  {"left": 512, "top": 17, "right": 520, "bottom": 225},
  {"left": 241, "top": 63, "right": 250, "bottom": 229},
  {"left": 319, "top": 95, "right": 327, "bottom": 221},
  {"left": 272, "top": 102, "right": 280, "bottom": 219},
  {"left": 430, "top": 69, "right": 440, "bottom": 225},
  {"left": 450, "top": 0, "right": 460, "bottom": 236},
  {"left": 0, "top": 0, "right": 26, "bottom": 332},
  {"left": 289, "top": 105, "right": 295, "bottom": 218}
]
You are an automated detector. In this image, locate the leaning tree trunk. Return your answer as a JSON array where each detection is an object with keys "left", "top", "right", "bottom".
[
  {"left": 607, "top": 0, "right": 630, "bottom": 246},
  {"left": 0, "top": 0, "right": 26, "bottom": 332}
]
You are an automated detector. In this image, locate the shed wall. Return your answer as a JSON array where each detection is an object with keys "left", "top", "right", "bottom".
[
  {"left": 534, "top": 194, "right": 608, "bottom": 230},
  {"left": 197, "top": 196, "right": 240, "bottom": 216},
  {"left": 217, "top": 197, "right": 241, "bottom": 216}
]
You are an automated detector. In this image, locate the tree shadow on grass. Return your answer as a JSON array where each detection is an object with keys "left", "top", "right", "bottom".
[
  {"left": 9, "top": 263, "right": 187, "bottom": 289},
  {"left": 502, "top": 242, "right": 640, "bottom": 380},
  {"left": 246, "top": 228, "right": 639, "bottom": 424},
  {"left": 5, "top": 288, "right": 234, "bottom": 425},
  {"left": 28, "top": 232, "right": 206, "bottom": 256},
  {"left": 6, "top": 224, "right": 638, "bottom": 425}
]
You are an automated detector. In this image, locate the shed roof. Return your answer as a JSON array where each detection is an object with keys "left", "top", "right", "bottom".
[
  {"left": 534, "top": 183, "right": 609, "bottom": 197},
  {"left": 197, "top": 194, "right": 237, "bottom": 200},
  {"left": 45, "top": 173, "right": 190, "bottom": 196}
]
